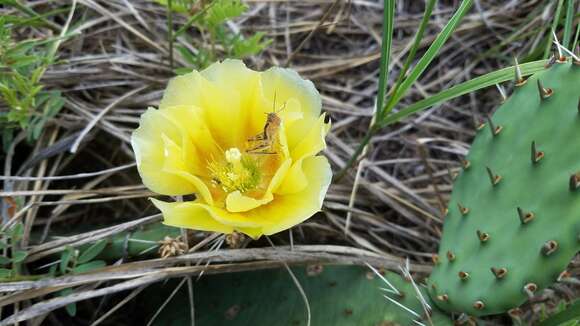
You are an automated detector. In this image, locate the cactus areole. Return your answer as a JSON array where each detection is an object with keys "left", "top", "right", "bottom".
[{"left": 428, "top": 60, "right": 580, "bottom": 316}]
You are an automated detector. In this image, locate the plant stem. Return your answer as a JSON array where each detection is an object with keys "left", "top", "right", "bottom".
[{"left": 334, "top": 123, "right": 379, "bottom": 181}]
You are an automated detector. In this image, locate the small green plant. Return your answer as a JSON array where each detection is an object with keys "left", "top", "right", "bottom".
[
  {"left": 49, "top": 241, "right": 109, "bottom": 317},
  {"left": 157, "top": 0, "right": 270, "bottom": 73},
  {"left": 0, "top": 15, "right": 65, "bottom": 148},
  {"left": 0, "top": 222, "right": 28, "bottom": 280}
]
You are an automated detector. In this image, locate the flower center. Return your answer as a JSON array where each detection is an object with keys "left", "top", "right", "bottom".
[{"left": 208, "top": 148, "right": 262, "bottom": 194}]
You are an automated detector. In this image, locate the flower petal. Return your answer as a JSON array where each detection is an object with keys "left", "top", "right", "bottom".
[
  {"left": 152, "top": 198, "right": 233, "bottom": 234},
  {"left": 224, "top": 156, "right": 291, "bottom": 212},
  {"left": 275, "top": 160, "right": 308, "bottom": 195},
  {"left": 156, "top": 105, "right": 221, "bottom": 169},
  {"left": 159, "top": 72, "right": 203, "bottom": 109},
  {"left": 248, "top": 156, "right": 332, "bottom": 235},
  {"left": 247, "top": 67, "right": 321, "bottom": 138},
  {"left": 139, "top": 62, "right": 331, "bottom": 239},
  {"left": 201, "top": 60, "right": 260, "bottom": 112},
  {"left": 225, "top": 191, "right": 273, "bottom": 213},
  {"left": 236, "top": 227, "right": 265, "bottom": 240},
  {"left": 289, "top": 113, "right": 331, "bottom": 161},
  {"left": 266, "top": 158, "right": 292, "bottom": 194},
  {"left": 276, "top": 114, "right": 331, "bottom": 195},
  {"left": 260, "top": 67, "right": 321, "bottom": 118},
  {"left": 201, "top": 60, "right": 261, "bottom": 148},
  {"left": 132, "top": 107, "right": 212, "bottom": 199},
  {"left": 161, "top": 60, "right": 261, "bottom": 149}
]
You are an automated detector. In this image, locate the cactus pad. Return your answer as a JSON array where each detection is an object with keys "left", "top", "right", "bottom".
[
  {"left": 139, "top": 265, "right": 453, "bottom": 325},
  {"left": 428, "top": 60, "right": 580, "bottom": 316}
]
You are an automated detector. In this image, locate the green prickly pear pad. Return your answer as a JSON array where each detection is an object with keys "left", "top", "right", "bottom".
[{"left": 428, "top": 60, "right": 580, "bottom": 316}]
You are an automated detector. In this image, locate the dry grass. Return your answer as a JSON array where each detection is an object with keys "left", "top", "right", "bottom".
[{"left": 0, "top": 0, "right": 577, "bottom": 324}]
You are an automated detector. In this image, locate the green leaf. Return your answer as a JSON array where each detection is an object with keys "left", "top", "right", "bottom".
[
  {"left": 10, "top": 222, "right": 24, "bottom": 241},
  {"left": 174, "top": 67, "right": 194, "bottom": 75},
  {"left": 381, "top": 60, "right": 547, "bottom": 126},
  {"left": 383, "top": 0, "right": 474, "bottom": 117},
  {"left": 30, "top": 118, "right": 45, "bottom": 140},
  {"left": 66, "top": 302, "right": 77, "bottom": 317},
  {"left": 60, "top": 246, "right": 74, "bottom": 274},
  {"left": 176, "top": 45, "right": 198, "bottom": 65},
  {"left": 231, "top": 32, "right": 270, "bottom": 58},
  {"left": 59, "top": 288, "right": 77, "bottom": 317},
  {"left": 2, "top": 128, "right": 14, "bottom": 151},
  {"left": 0, "top": 256, "right": 11, "bottom": 265},
  {"left": 44, "top": 92, "right": 63, "bottom": 113},
  {"left": 77, "top": 239, "right": 108, "bottom": 264},
  {"left": 73, "top": 260, "right": 106, "bottom": 273},
  {"left": 10, "top": 55, "right": 42, "bottom": 69},
  {"left": 155, "top": 0, "right": 193, "bottom": 13},
  {"left": 11, "top": 250, "right": 27, "bottom": 263},
  {"left": 205, "top": 0, "right": 247, "bottom": 28},
  {"left": 173, "top": 2, "right": 215, "bottom": 39},
  {"left": 30, "top": 66, "right": 45, "bottom": 84},
  {"left": 0, "top": 268, "right": 12, "bottom": 278}
]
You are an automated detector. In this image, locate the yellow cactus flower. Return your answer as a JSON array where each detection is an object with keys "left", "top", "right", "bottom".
[{"left": 131, "top": 60, "right": 332, "bottom": 239}]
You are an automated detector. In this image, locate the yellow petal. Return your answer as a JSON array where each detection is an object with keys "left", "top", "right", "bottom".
[
  {"left": 224, "top": 158, "right": 290, "bottom": 212},
  {"left": 200, "top": 64, "right": 255, "bottom": 148},
  {"left": 131, "top": 108, "right": 196, "bottom": 195},
  {"left": 247, "top": 68, "right": 321, "bottom": 138},
  {"left": 161, "top": 60, "right": 261, "bottom": 149},
  {"left": 154, "top": 197, "right": 263, "bottom": 226},
  {"left": 290, "top": 113, "right": 330, "bottom": 161},
  {"left": 276, "top": 122, "right": 290, "bottom": 158},
  {"left": 277, "top": 114, "right": 330, "bottom": 195},
  {"left": 266, "top": 158, "right": 292, "bottom": 194},
  {"left": 260, "top": 67, "right": 321, "bottom": 118},
  {"left": 201, "top": 60, "right": 260, "bottom": 112},
  {"left": 280, "top": 98, "right": 304, "bottom": 125},
  {"left": 225, "top": 191, "right": 273, "bottom": 213},
  {"left": 275, "top": 160, "right": 308, "bottom": 195},
  {"left": 159, "top": 72, "right": 203, "bottom": 109},
  {"left": 132, "top": 107, "right": 210, "bottom": 197},
  {"left": 156, "top": 105, "right": 221, "bottom": 174},
  {"left": 247, "top": 156, "right": 332, "bottom": 235},
  {"left": 285, "top": 115, "right": 316, "bottom": 152},
  {"left": 235, "top": 227, "right": 264, "bottom": 240},
  {"left": 152, "top": 198, "right": 233, "bottom": 234}
]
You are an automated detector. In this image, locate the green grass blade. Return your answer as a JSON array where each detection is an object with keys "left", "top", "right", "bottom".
[
  {"left": 382, "top": 0, "right": 474, "bottom": 118},
  {"left": 544, "top": 0, "right": 565, "bottom": 58},
  {"left": 375, "top": 0, "right": 395, "bottom": 121},
  {"left": 335, "top": 0, "right": 394, "bottom": 181},
  {"left": 574, "top": 17, "right": 580, "bottom": 50},
  {"left": 562, "top": 0, "right": 575, "bottom": 48},
  {"left": 383, "top": 0, "right": 436, "bottom": 119},
  {"left": 381, "top": 59, "right": 548, "bottom": 126},
  {"left": 0, "top": 0, "right": 62, "bottom": 31}
]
